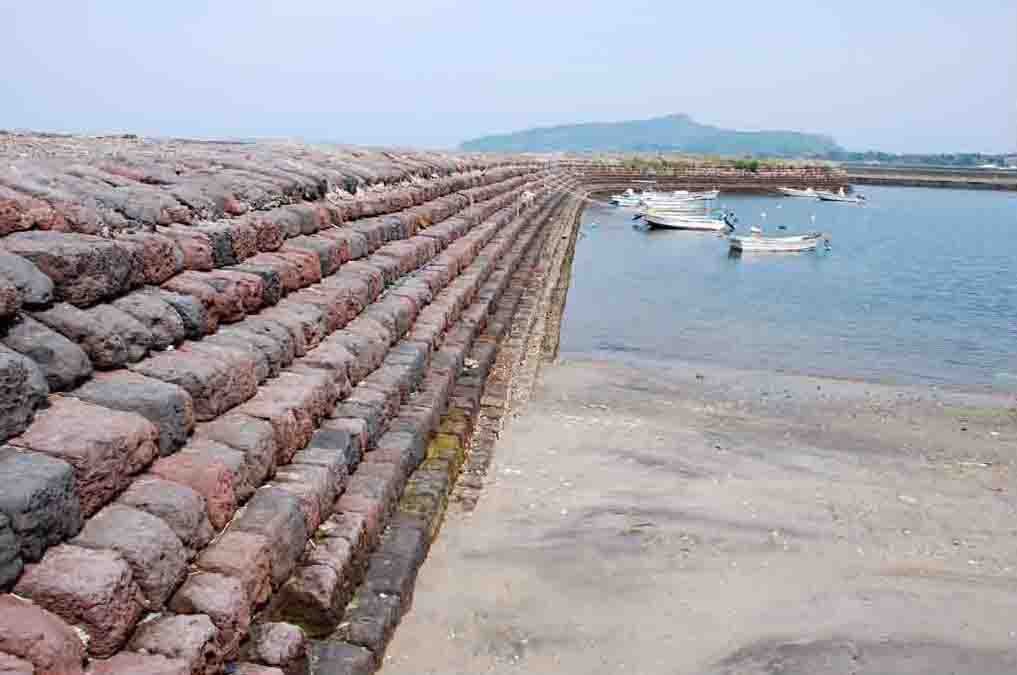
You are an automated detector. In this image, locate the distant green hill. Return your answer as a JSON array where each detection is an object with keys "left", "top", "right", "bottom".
[{"left": 460, "top": 113, "right": 841, "bottom": 156}]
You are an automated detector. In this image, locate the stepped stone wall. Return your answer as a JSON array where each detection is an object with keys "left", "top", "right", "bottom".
[
  {"left": 0, "top": 132, "right": 589, "bottom": 674},
  {"left": 0, "top": 134, "right": 731, "bottom": 674}
]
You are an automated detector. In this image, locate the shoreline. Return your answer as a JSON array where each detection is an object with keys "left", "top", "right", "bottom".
[
  {"left": 381, "top": 354, "right": 1017, "bottom": 675},
  {"left": 559, "top": 347, "right": 1017, "bottom": 400}
]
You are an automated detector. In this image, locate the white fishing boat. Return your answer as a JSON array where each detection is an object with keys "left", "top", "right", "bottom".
[
  {"left": 610, "top": 188, "right": 643, "bottom": 207},
  {"left": 777, "top": 186, "right": 818, "bottom": 198},
  {"left": 641, "top": 189, "right": 718, "bottom": 206},
  {"left": 816, "top": 187, "right": 865, "bottom": 204},
  {"left": 730, "top": 231, "right": 826, "bottom": 252},
  {"left": 644, "top": 209, "right": 733, "bottom": 231}
]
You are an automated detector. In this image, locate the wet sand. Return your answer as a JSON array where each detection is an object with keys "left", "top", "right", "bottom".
[{"left": 381, "top": 357, "right": 1017, "bottom": 674}]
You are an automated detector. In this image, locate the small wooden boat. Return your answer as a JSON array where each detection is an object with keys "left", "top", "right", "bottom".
[
  {"left": 730, "top": 229, "right": 827, "bottom": 253},
  {"left": 777, "top": 186, "right": 818, "bottom": 198},
  {"left": 816, "top": 188, "right": 865, "bottom": 204}
]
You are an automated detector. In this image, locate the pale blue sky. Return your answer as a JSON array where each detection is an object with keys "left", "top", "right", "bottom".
[{"left": 2, "top": 1, "right": 1014, "bottom": 152}]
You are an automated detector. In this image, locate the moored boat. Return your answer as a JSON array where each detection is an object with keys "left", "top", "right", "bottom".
[
  {"left": 729, "top": 229, "right": 827, "bottom": 253},
  {"left": 816, "top": 187, "right": 865, "bottom": 204},
  {"left": 777, "top": 186, "right": 819, "bottom": 198},
  {"left": 644, "top": 209, "right": 734, "bottom": 231}
]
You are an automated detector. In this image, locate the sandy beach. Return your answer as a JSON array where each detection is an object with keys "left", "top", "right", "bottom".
[{"left": 381, "top": 356, "right": 1017, "bottom": 674}]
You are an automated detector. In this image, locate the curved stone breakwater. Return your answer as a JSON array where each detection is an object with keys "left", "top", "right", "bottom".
[
  {"left": 569, "top": 161, "right": 850, "bottom": 194},
  {"left": 0, "top": 133, "right": 588, "bottom": 674}
]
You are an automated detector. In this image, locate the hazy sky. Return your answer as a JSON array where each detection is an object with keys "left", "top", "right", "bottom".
[{"left": 3, "top": 1, "right": 1014, "bottom": 152}]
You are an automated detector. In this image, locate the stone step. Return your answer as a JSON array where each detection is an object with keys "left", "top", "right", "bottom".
[
  {"left": 271, "top": 186, "right": 570, "bottom": 641},
  {"left": 0, "top": 174, "right": 545, "bottom": 448},
  {"left": 0, "top": 176, "right": 549, "bottom": 565},
  {"left": 0, "top": 176, "right": 571, "bottom": 673},
  {"left": 316, "top": 186, "right": 577, "bottom": 672}
]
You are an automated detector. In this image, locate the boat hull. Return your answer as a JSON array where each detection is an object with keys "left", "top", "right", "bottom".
[
  {"left": 645, "top": 216, "right": 730, "bottom": 231},
  {"left": 729, "top": 234, "right": 822, "bottom": 252}
]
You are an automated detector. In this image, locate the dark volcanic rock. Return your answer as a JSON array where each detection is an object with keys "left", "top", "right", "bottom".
[
  {"left": 31, "top": 302, "right": 129, "bottom": 369},
  {"left": 72, "top": 503, "right": 187, "bottom": 608},
  {"left": 0, "top": 512, "right": 23, "bottom": 589},
  {"left": 0, "top": 277, "right": 20, "bottom": 319},
  {"left": 113, "top": 288, "right": 187, "bottom": 350},
  {"left": 1, "top": 230, "right": 142, "bottom": 306},
  {"left": 147, "top": 287, "right": 211, "bottom": 339},
  {"left": 1, "top": 315, "right": 92, "bottom": 391},
  {"left": 72, "top": 370, "right": 194, "bottom": 455},
  {"left": 118, "top": 477, "right": 214, "bottom": 554},
  {"left": 86, "top": 304, "right": 154, "bottom": 362},
  {"left": 0, "top": 346, "right": 48, "bottom": 441},
  {"left": 0, "top": 446, "right": 82, "bottom": 563},
  {"left": 0, "top": 249, "right": 55, "bottom": 306}
]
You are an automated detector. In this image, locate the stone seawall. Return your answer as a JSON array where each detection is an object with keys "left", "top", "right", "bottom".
[
  {"left": 0, "top": 133, "right": 589, "bottom": 674},
  {"left": 570, "top": 164, "right": 850, "bottom": 194}
]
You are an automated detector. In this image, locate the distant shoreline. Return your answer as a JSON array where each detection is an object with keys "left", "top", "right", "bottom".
[{"left": 844, "top": 165, "right": 1017, "bottom": 191}]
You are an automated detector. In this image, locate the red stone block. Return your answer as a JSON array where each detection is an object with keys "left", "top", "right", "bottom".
[
  {"left": 164, "top": 270, "right": 246, "bottom": 324},
  {"left": 119, "top": 232, "right": 184, "bottom": 284},
  {"left": 231, "top": 488, "right": 308, "bottom": 588},
  {"left": 283, "top": 236, "right": 343, "bottom": 276},
  {"left": 150, "top": 452, "right": 237, "bottom": 530},
  {"left": 127, "top": 614, "right": 219, "bottom": 675},
  {"left": 244, "top": 253, "right": 302, "bottom": 293},
  {"left": 169, "top": 572, "right": 251, "bottom": 658},
  {"left": 339, "top": 261, "right": 384, "bottom": 299},
  {"left": 14, "top": 545, "right": 144, "bottom": 657},
  {"left": 158, "top": 225, "right": 215, "bottom": 272},
  {"left": 287, "top": 287, "right": 346, "bottom": 333},
  {"left": 132, "top": 347, "right": 256, "bottom": 422},
  {"left": 0, "top": 185, "right": 68, "bottom": 235},
  {"left": 272, "top": 463, "right": 335, "bottom": 532},
  {"left": 270, "top": 249, "right": 321, "bottom": 286},
  {"left": 118, "top": 476, "right": 214, "bottom": 554},
  {"left": 245, "top": 214, "right": 285, "bottom": 252},
  {"left": 318, "top": 275, "right": 368, "bottom": 317},
  {"left": 11, "top": 397, "right": 159, "bottom": 517},
  {"left": 207, "top": 270, "right": 266, "bottom": 313},
  {"left": 259, "top": 304, "right": 325, "bottom": 354},
  {"left": 300, "top": 342, "right": 355, "bottom": 396},
  {"left": 193, "top": 413, "right": 277, "bottom": 490},
  {"left": 196, "top": 531, "right": 273, "bottom": 607},
  {"left": 241, "top": 623, "right": 306, "bottom": 674},
  {"left": 334, "top": 493, "right": 386, "bottom": 546},
  {"left": 88, "top": 652, "right": 191, "bottom": 675},
  {"left": 0, "top": 595, "right": 85, "bottom": 674}
]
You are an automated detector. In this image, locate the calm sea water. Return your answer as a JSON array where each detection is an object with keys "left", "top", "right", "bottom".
[{"left": 560, "top": 185, "right": 1017, "bottom": 392}]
